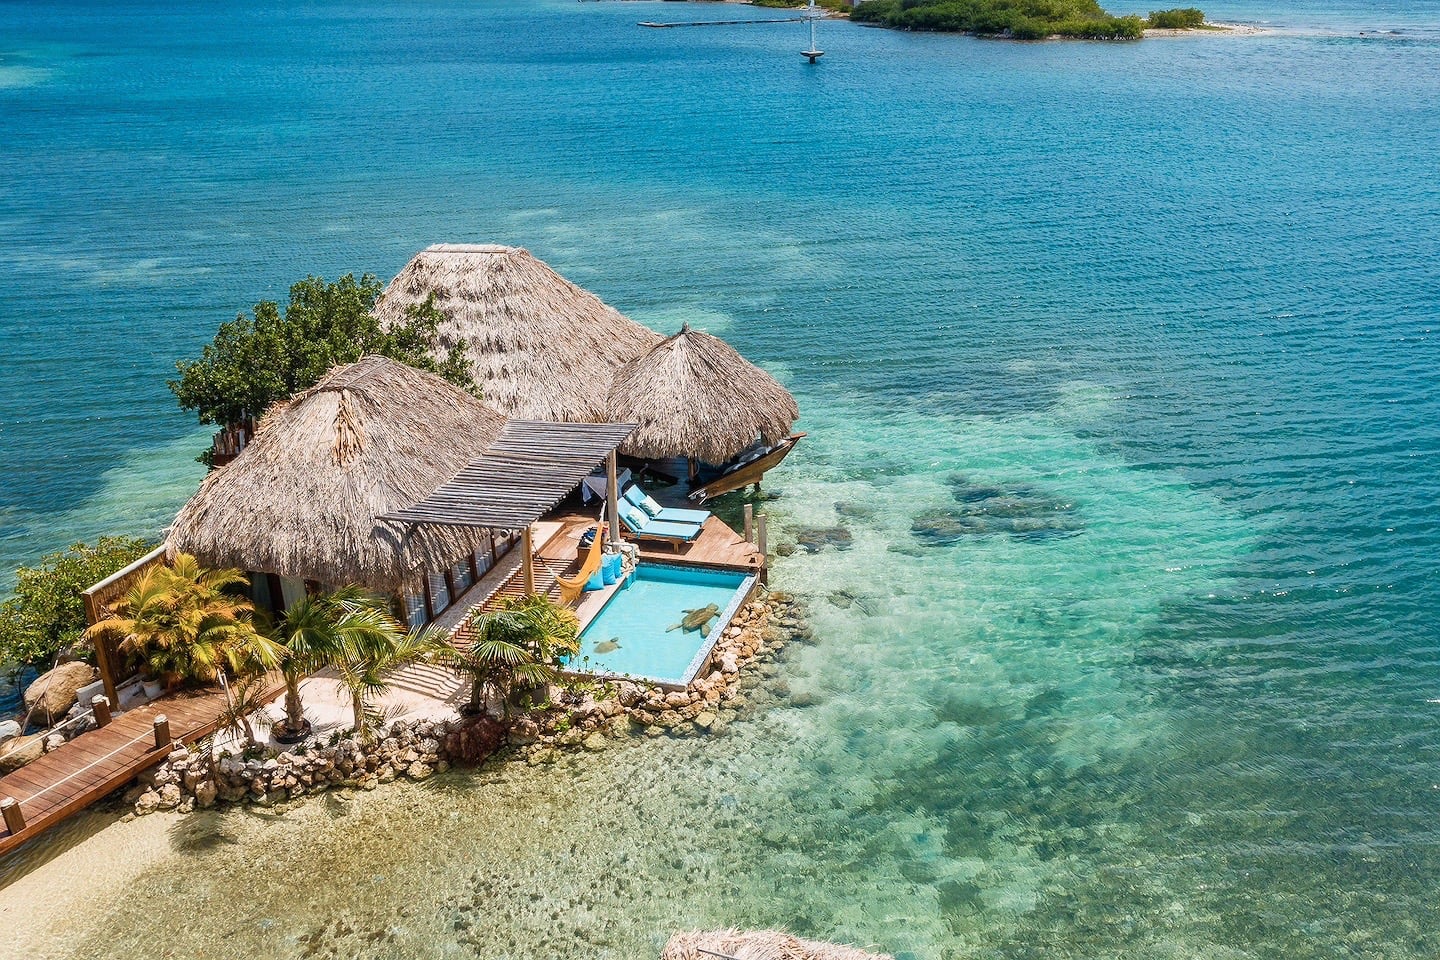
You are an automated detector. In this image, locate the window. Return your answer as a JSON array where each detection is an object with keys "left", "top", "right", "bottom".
[
  {"left": 427, "top": 571, "right": 451, "bottom": 613},
  {"left": 452, "top": 560, "right": 473, "bottom": 594},
  {"left": 402, "top": 593, "right": 426, "bottom": 629}
]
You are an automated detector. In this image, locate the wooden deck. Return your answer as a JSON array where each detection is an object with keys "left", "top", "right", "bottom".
[
  {"left": 543, "top": 510, "right": 764, "bottom": 572},
  {"left": 0, "top": 681, "right": 280, "bottom": 858},
  {"left": 446, "top": 511, "right": 761, "bottom": 649}
]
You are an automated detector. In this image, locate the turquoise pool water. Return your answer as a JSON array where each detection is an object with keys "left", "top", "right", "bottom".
[{"left": 574, "top": 564, "right": 752, "bottom": 686}]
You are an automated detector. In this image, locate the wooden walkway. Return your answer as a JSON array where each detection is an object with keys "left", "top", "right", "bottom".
[{"left": 0, "top": 683, "right": 277, "bottom": 858}]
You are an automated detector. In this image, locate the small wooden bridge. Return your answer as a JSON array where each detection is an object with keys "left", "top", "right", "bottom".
[{"left": 0, "top": 684, "right": 275, "bottom": 859}]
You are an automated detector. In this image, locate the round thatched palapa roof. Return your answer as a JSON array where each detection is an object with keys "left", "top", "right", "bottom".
[
  {"left": 607, "top": 323, "right": 799, "bottom": 464},
  {"left": 168, "top": 356, "right": 506, "bottom": 594},
  {"left": 372, "top": 244, "right": 660, "bottom": 423},
  {"left": 662, "top": 930, "right": 893, "bottom": 960}
]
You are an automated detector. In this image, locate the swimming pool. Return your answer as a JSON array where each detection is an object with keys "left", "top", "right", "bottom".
[{"left": 571, "top": 564, "right": 755, "bottom": 687}]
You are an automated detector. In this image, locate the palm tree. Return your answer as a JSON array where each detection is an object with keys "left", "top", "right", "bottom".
[
  {"left": 85, "top": 554, "right": 280, "bottom": 687},
  {"left": 323, "top": 593, "right": 448, "bottom": 739},
  {"left": 451, "top": 595, "right": 580, "bottom": 718},
  {"left": 269, "top": 587, "right": 375, "bottom": 742}
]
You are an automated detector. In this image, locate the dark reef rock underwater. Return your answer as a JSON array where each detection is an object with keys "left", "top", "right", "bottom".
[{"left": 911, "top": 474, "right": 1084, "bottom": 545}]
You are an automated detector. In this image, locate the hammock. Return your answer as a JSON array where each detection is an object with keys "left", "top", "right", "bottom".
[{"left": 557, "top": 520, "right": 606, "bottom": 605}]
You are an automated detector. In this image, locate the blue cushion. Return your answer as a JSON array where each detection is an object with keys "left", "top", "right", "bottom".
[
  {"left": 640, "top": 518, "right": 703, "bottom": 541},
  {"left": 619, "top": 501, "right": 649, "bottom": 532},
  {"left": 623, "top": 486, "right": 647, "bottom": 509},
  {"left": 601, "top": 551, "right": 620, "bottom": 585},
  {"left": 653, "top": 505, "right": 711, "bottom": 525},
  {"left": 586, "top": 568, "right": 604, "bottom": 590}
]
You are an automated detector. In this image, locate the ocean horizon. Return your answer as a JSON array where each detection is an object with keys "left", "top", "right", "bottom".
[{"left": 3, "top": 0, "right": 1439, "bottom": 956}]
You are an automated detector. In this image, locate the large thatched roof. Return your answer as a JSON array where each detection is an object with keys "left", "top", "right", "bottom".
[
  {"left": 168, "top": 356, "right": 507, "bottom": 594},
  {"left": 372, "top": 244, "right": 660, "bottom": 423},
  {"left": 662, "top": 930, "right": 892, "bottom": 960},
  {"left": 607, "top": 323, "right": 799, "bottom": 464}
]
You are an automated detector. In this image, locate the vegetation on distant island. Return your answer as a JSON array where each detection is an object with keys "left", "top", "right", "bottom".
[
  {"left": 170, "top": 273, "right": 474, "bottom": 432},
  {"left": 852, "top": 0, "right": 1204, "bottom": 38},
  {"left": 1146, "top": 6, "right": 1204, "bottom": 26},
  {"left": 752, "top": 0, "right": 852, "bottom": 12},
  {"left": 0, "top": 537, "right": 153, "bottom": 672}
]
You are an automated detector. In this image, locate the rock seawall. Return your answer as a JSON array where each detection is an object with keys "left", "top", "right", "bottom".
[{"left": 128, "top": 592, "right": 809, "bottom": 818}]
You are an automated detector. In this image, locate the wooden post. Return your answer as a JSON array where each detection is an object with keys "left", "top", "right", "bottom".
[
  {"left": 757, "top": 513, "right": 768, "bottom": 559},
  {"left": 92, "top": 695, "right": 112, "bottom": 728},
  {"left": 521, "top": 526, "right": 536, "bottom": 595},
  {"left": 1, "top": 797, "right": 24, "bottom": 835},
  {"left": 83, "top": 589, "right": 120, "bottom": 708},
  {"left": 606, "top": 451, "right": 621, "bottom": 545},
  {"left": 743, "top": 503, "right": 754, "bottom": 543},
  {"left": 152, "top": 715, "right": 171, "bottom": 750}
]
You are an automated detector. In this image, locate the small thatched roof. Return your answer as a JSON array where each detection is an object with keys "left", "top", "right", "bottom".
[
  {"left": 608, "top": 323, "right": 799, "bottom": 464},
  {"left": 662, "top": 930, "right": 892, "bottom": 960},
  {"left": 372, "top": 244, "right": 660, "bottom": 423},
  {"left": 168, "top": 356, "right": 507, "bottom": 594}
]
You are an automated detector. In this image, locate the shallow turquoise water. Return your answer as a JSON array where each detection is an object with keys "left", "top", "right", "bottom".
[
  {"left": 575, "top": 564, "right": 748, "bottom": 684},
  {"left": 2, "top": 0, "right": 1440, "bottom": 956}
]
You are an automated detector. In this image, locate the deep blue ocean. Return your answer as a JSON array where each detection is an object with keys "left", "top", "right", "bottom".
[{"left": 2, "top": 0, "right": 1439, "bottom": 956}]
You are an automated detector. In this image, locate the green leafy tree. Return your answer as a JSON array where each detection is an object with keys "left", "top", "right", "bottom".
[
  {"left": 0, "top": 536, "right": 153, "bottom": 671},
  {"left": 84, "top": 554, "right": 282, "bottom": 685},
  {"left": 169, "top": 273, "right": 474, "bottom": 429},
  {"left": 450, "top": 595, "right": 580, "bottom": 718}
]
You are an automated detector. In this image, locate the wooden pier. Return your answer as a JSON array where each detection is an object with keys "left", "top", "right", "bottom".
[{"left": 0, "top": 683, "right": 278, "bottom": 859}]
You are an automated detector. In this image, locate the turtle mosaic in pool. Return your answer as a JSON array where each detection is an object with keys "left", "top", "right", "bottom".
[{"left": 571, "top": 564, "right": 755, "bottom": 687}]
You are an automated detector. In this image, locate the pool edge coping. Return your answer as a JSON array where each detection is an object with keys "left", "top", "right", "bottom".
[{"left": 562, "top": 563, "right": 760, "bottom": 691}]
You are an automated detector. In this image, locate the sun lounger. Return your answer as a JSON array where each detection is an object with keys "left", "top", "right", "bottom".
[
  {"left": 623, "top": 484, "right": 711, "bottom": 525},
  {"left": 617, "top": 500, "right": 703, "bottom": 548}
]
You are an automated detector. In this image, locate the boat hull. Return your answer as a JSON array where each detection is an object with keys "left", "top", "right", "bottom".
[{"left": 689, "top": 433, "right": 806, "bottom": 503}]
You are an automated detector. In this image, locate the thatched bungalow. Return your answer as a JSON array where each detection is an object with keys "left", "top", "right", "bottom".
[
  {"left": 167, "top": 356, "right": 513, "bottom": 626},
  {"left": 169, "top": 355, "right": 636, "bottom": 627},
  {"left": 606, "top": 323, "right": 802, "bottom": 498},
  {"left": 371, "top": 244, "right": 660, "bottom": 423}
]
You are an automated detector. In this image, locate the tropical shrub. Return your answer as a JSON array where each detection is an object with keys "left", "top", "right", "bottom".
[
  {"left": 270, "top": 586, "right": 419, "bottom": 740},
  {"left": 0, "top": 536, "right": 153, "bottom": 671},
  {"left": 170, "top": 273, "right": 475, "bottom": 432},
  {"left": 1147, "top": 7, "right": 1204, "bottom": 26},
  {"left": 450, "top": 595, "right": 580, "bottom": 719},
  {"left": 84, "top": 554, "right": 281, "bottom": 686},
  {"left": 321, "top": 592, "right": 449, "bottom": 738}
]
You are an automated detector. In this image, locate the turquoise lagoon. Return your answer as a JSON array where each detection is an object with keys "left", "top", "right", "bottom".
[
  {"left": 2, "top": 0, "right": 1440, "bottom": 957},
  {"left": 573, "top": 565, "right": 753, "bottom": 686}
]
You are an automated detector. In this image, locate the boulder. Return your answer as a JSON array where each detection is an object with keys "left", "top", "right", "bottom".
[
  {"left": 134, "top": 790, "right": 161, "bottom": 815},
  {"left": 0, "top": 735, "right": 44, "bottom": 772},
  {"left": 157, "top": 783, "right": 182, "bottom": 810},
  {"left": 23, "top": 662, "right": 98, "bottom": 723},
  {"left": 0, "top": 719, "right": 20, "bottom": 743},
  {"left": 194, "top": 780, "right": 218, "bottom": 809},
  {"left": 405, "top": 762, "right": 433, "bottom": 781},
  {"left": 581, "top": 731, "right": 608, "bottom": 752}
]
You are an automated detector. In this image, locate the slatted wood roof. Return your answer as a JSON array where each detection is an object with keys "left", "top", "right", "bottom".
[{"left": 380, "top": 420, "right": 636, "bottom": 531}]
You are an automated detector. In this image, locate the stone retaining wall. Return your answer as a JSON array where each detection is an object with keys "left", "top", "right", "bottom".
[{"left": 128, "top": 591, "right": 809, "bottom": 818}]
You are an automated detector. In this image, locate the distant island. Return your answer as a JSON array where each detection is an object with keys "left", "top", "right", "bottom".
[{"left": 758, "top": 0, "right": 1209, "bottom": 40}]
